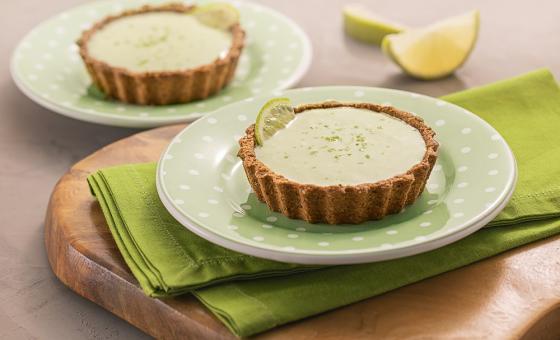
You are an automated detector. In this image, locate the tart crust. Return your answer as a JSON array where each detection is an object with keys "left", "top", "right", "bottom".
[
  {"left": 238, "top": 101, "right": 439, "bottom": 224},
  {"left": 77, "top": 3, "right": 245, "bottom": 105}
]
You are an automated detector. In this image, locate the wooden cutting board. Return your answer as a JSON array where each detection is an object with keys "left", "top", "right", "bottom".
[{"left": 45, "top": 124, "right": 560, "bottom": 339}]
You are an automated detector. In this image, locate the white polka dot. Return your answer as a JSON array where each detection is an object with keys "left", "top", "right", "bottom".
[
  {"left": 380, "top": 243, "right": 393, "bottom": 249},
  {"left": 196, "top": 103, "right": 205, "bottom": 108},
  {"left": 436, "top": 100, "right": 446, "bottom": 107},
  {"left": 266, "top": 216, "right": 277, "bottom": 222},
  {"left": 423, "top": 210, "right": 433, "bottom": 215},
  {"left": 433, "top": 164, "right": 442, "bottom": 172},
  {"left": 318, "top": 242, "right": 330, "bottom": 247},
  {"left": 386, "top": 230, "right": 398, "bottom": 235},
  {"left": 202, "top": 136, "right": 213, "bottom": 142},
  {"left": 221, "top": 173, "right": 232, "bottom": 181},
  {"left": 272, "top": 90, "right": 283, "bottom": 96},
  {"left": 245, "top": 97, "right": 255, "bottom": 102},
  {"left": 116, "top": 106, "right": 126, "bottom": 112},
  {"left": 34, "top": 64, "right": 44, "bottom": 70},
  {"left": 415, "top": 236, "right": 427, "bottom": 241},
  {"left": 49, "top": 84, "right": 59, "bottom": 90},
  {"left": 488, "top": 170, "right": 498, "bottom": 176},
  {"left": 458, "top": 166, "right": 468, "bottom": 172},
  {"left": 453, "top": 198, "right": 465, "bottom": 204},
  {"left": 194, "top": 153, "right": 204, "bottom": 159},
  {"left": 287, "top": 234, "right": 298, "bottom": 239},
  {"left": 352, "top": 236, "right": 364, "bottom": 241},
  {"left": 435, "top": 120, "right": 446, "bottom": 126},
  {"left": 180, "top": 185, "right": 190, "bottom": 190},
  {"left": 164, "top": 154, "right": 173, "bottom": 160},
  {"left": 253, "top": 236, "right": 264, "bottom": 242},
  {"left": 222, "top": 96, "right": 232, "bottom": 102},
  {"left": 262, "top": 224, "right": 273, "bottom": 229},
  {"left": 198, "top": 212, "right": 210, "bottom": 218},
  {"left": 457, "top": 182, "right": 468, "bottom": 188},
  {"left": 251, "top": 88, "right": 262, "bottom": 94},
  {"left": 461, "top": 147, "right": 471, "bottom": 154},
  {"left": 227, "top": 225, "right": 238, "bottom": 230},
  {"left": 188, "top": 169, "right": 199, "bottom": 175},
  {"left": 28, "top": 74, "right": 38, "bottom": 81},
  {"left": 485, "top": 187, "right": 496, "bottom": 193},
  {"left": 427, "top": 199, "right": 438, "bottom": 205},
  {"left": 207, "top": 117, "right": 217, "bottom": 124},
  {"left": 232, "top": 212, "right": 244, "bottom": 217},
  {"left": 453, "top": 212, "right": 464, "bottom": 218},
  {"left": 266, "top": 40, "right": 276, "bottom": 47},
  {"left": 491, "top": 134, "right": 501, "bottom": 141},
  {"left": 237, "top": 115, "right": 247, "bottom": 121},
  {"left": 295, "top": 227, "right": 306, "bottom": 232},
  {"left": 353, "top": 90, "right": 365, "bottom": 97},
  {"left": 213, "top": 186, "right": 223, "bottom": 192},
  {"left": 48, "top": 40, "right": 59, "bottom": 48},
  {"left": 284, "top": 55, "right": 294, "bottom": 62},
  {"left": 174, "top": 199, "right": 185, "bottom": 205},
  {"left": 208, "top": 199, "right": 219, "bottom": 204},
  {"left": 269, "top": 24, "right": 279, "bottom": 32},
  {"left": 420, "top": 222, "right": 431, "bottom": 227},
  {"left": 166, "top": 108, "right": 177, "bottom": 113},
  {"left": 289, "top": 42, "right": 298, "bottom": 49},
  {"left": 461, "top": 128, "right": 472, "bottom": 134},
  {"left": 283, "top": 246, "right": 295, "bottom": 251},
  {"left": 488, "top": 153, "right": 498, "bottom": 159},
  {"left": 241, "top": 204, "right": 252, "bottom": 210}
]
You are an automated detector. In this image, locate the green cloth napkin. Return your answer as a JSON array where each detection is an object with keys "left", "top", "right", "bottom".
[{"left": 88, "top": 69, "right": 560, "bottom": 337}]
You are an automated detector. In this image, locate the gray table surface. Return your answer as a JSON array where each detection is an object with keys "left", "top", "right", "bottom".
[{"left": 1, "top": 0, "right": 559, "bottom": 338}]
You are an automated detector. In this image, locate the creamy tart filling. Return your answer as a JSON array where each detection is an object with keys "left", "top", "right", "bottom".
[
  {"left": 87, "top": 12, "right": 233, "bottom": 72},
  {"left": 255, "top": 106, "right": 427, "bottom": 186}
]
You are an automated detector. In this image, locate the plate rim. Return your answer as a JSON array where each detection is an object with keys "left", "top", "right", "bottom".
[
  {"left": 157, "top": 169, "right": 516, "bottom": 264},
  {"left": 9, "top": 0, "right": 313, "bottom": 128},
  {"left": 156, "top": 86, "right": 518, "bottom": 264}
]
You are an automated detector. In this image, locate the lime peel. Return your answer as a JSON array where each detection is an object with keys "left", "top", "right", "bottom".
[
  {"left": 255, "top": 98, "right": 296, "bottom": 146},
  {"left": 343, "top": 4, "right": 406, "bottom": 46},
  {"left": 381, "top": 10, "right": 480, "bottom": 80},
  {"left": 192, "top": 3, "right": 240, "bottom": 30}
]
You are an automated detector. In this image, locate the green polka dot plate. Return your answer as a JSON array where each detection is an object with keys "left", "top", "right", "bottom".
[
  {"left": 10, "top": 0, "right": 311, "bottom": 128},
  {"left": 156, "top": 87, "right": 517, "bottom": 264}
]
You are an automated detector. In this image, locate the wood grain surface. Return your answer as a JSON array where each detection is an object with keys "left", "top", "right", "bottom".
[{"left": 45, "top": 125, "right": 560, "bottom": 339}]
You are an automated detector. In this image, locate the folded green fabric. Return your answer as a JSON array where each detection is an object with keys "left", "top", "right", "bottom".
[{"left": 88, "top": 69, "right": 560, "bottom": 337}]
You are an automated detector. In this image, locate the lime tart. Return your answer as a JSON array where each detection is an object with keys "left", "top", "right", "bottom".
[
  {"left": 77, "top": 3, "right": 245, "bottom": 105},
  {"left": 238, "top": 100, "right": 438, "bottom": 224}
]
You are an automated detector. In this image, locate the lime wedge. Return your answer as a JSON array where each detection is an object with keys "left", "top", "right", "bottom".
[
  {"left": 382, "top": 10, "right": 480, "bottom": 80},
  {"left": 192, "top": 3, "right": 240, "bottom": 30},
  {"left": 255, "top": 98, "right": 295, "bottom": 145},
  {"left": 343, "top": 4, "right": 406, "bottom": 46}
]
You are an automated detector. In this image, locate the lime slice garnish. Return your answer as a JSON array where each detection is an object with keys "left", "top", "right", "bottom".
[
  {"left": 381, "top": 10, "right": 480, "bottom": 80},
  {"left": 192, "top": 3, "right": 240, "bottom": 30},
  {"left": 255, "top": 98, "right": 296, "bottom": 146},
  {"left": 343, "top": 4, "right": 406, "bottom": 46}
]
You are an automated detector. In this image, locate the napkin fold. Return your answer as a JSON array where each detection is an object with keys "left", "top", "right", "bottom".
[{"left": 88, "top": 69, "right": 560, "bottom": 337}]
